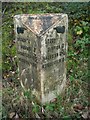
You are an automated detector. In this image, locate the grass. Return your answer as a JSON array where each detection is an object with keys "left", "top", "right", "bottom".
[{"left": 2, "top": 2, "right": 89, "bottom": 119}]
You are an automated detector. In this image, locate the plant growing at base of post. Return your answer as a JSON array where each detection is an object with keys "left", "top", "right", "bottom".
[{"left": 45, "top": 102, "right": 55, "bottom": 112}]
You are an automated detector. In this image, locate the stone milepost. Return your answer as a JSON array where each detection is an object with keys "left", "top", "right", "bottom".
[{"left": 14, "top": 13, "right": 68, "bottom": 104}]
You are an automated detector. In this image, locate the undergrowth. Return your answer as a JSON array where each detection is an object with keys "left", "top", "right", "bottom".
[{"left": 2, "top": 2, "right": 89, "bottom": 119}]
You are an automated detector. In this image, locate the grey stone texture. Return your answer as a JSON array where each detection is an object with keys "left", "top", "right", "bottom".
[{"left": 14, "top": 13, "right": 68, "bottom": 104}]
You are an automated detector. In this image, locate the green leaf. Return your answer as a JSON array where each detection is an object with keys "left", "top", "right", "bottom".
[
  {"left": 70, "top": 75, "right": 74, "bottom": 82},
  {"left": 23, "top": 90, "right": 31, "bottom": 99}
]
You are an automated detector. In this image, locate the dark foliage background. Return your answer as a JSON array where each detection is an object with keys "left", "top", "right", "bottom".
[{"left": 2, "top": 2, "right": 89, "bottom": 119}]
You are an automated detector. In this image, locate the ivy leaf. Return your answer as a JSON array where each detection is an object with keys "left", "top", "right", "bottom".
[{"left": 77, "top": 30, "right": 83, "bottom": 35}]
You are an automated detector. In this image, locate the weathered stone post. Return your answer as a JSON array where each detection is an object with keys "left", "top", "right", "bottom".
[{"left": 14, "top": 14, "right": 68, "bottom": 104}]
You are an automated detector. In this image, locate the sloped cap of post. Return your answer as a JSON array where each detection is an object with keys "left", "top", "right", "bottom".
[{"left": 14, "top": 13, "right": 67, "bottom": 36}]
